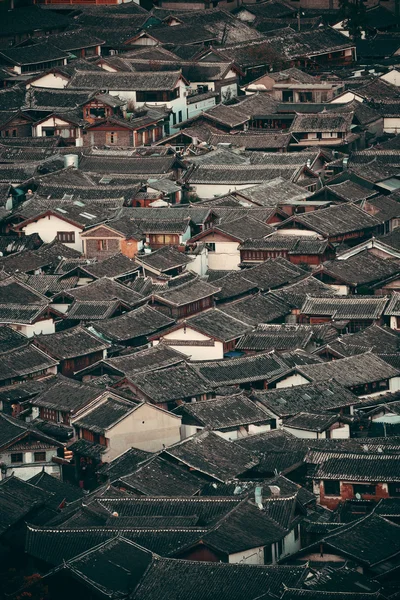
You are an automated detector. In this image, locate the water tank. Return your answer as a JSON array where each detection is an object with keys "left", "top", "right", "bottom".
[{"left": 64, "top": 154, "right": 79, "bottom": 169}]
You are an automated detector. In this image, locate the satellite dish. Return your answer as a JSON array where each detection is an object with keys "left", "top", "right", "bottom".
[{"left": 355, "top": 493, "right": 362, "bottom": 500}]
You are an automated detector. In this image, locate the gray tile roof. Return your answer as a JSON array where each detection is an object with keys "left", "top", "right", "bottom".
[
  {"left": 194, "top": 351, "right": 289, "bottom": 387},
  {"left": 68, "top": 70, "right": 183, "bottom": 91},
  {"left": 174, "top": 394, "right": 270, "bottom": 429},
  {"left": 34, "top": 326, "right": 109, "bottom": 360},
  {"left": 296, "top": 352, "right": 400, "bottom": 387},
  {"left": 164, "top": 429, "right": 258, "bottom": 482},
  {"left": 283, "top": 412, "right": 339, "bottom": 433},
  {"left": 73, "top": 396, "right": 137, "bottom": 434},
  {"left": 301, "top": 295, "right": 389, "bottom": 320},
  {"left": 289, "top": 203, "right": 381, "bottom": 237},
  {"left": 254, "top": 380, "right": 360, "bottom": 418},
  {"left": 130, "top": 362, "right": 211, "bottom": 403},
  {"left": 92, "top": 305, "right": 174, "bottom": 343},
  {"left": 314, "top": 452, "right": 400, "bottom": 482}
]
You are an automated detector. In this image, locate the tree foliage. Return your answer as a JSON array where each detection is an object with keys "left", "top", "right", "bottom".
[{"left": 338, "top": 0, "right": 367, "bottom": 39}]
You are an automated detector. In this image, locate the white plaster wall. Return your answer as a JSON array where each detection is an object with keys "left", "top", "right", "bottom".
[
  {"left": 187, "top": 249, "right": 208, "bottom": 276},
  {"left": 187, "top": 97, "right": 216, "bottom": 119},
  {"left": 34, "top": 116, "right": 81, "bottom": 139},
  {"left": 248, "top": 423, "right": 271, "bottom": 435},
  {"left": 275, "top": 228, "right": 318, "bottom": 237},
  {"left": 275, "top": 373, "right": 310, "bottom": 388},
  {"left": 229, "top": 545, "right": 265, "bottom": 565},
  {"left": 22, "top": 215, "right": 83, "bottom": 253},
  {"left": 282, "top": 426, "right": 321, "bottom": 439},
  {"left": 50, "top": 303, "right": 70, "bottom": 314},
  {"left": 390, "top": 316, "right": 398, "bottom": 330},
  {"left": 389, "top": 376, "right": 400, "bottom": 393},
  {"left": 383, "top": 117, "right": 400, "bottom": 134},
  {"left": 1, "top": 463, "right": 61, "bottom": 480},
  {"left": 381, "top": 70, "right": 400, "bottom": 86},
  {"left": 208, "top": 242, "right": 240, "bottom": 270},
  {"left": 330, "top": 91, "right": 360, "bottom": 103},
  {"left": 192, "top": 183, "right": 253, "bottom": 198},
  {"left": 103, "top": 403, "right": 181, "bottom": 458},
  {"left": 154, "top": 334, "right": 224, "bottom": 360},
  {"left": 10, "top": 319, "right": 55, "bottom": 337},
  {"left": 29, "top": 73, "right": 69, "bottom": 89},
  {"left": 282, "top": 528, "right": 301, "bottom": 559},
  {"left": 331, "top": 424, "right": 350, "bottom": 439},
  {"left": 327, "top": 284, "right": 349, "bottom": 295}
]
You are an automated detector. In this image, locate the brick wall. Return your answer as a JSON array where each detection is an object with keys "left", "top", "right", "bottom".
[
  {"left": 120, "top": 239, "right": 140, "bottom": 259},
  {"left": 84, "top": 237, "right": 120, "bottom": 259},
  {"left": 319, "top": 480, "right": 390, "bottom": 510},
  {"left": 85, "top": 129, "right": 134, "bottom": 147}
]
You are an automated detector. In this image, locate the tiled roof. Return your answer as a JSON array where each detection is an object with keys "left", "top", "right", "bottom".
[
  {"left": 194, "top": 351, "right": 289, "bottom": 387},
  {"left": 289, "top": 203, "right": 381, "bottom": 237},
  {"left": 220, "top": 292, "right": 292, "bottom": 325},
  {"left": 130, "top": 362, "right": 211, "bottom": 403},
  {"left": 92, "top": 305, "right": 174, "bottom": 343},
  {"left": 296, "top": 352, "right": 400, "bottom": 387},
  {"left": 120, "top": 455, "right": 202, "bottom": 496},
  {"left": 283, "top": 412, "right": 339, "bottom": 433},
  {"left": 255, "top": 380, "right": 360, "bottom": 418},
  {"left": 163, "top": 429, "right": 258, "bottom": 482},
  {"left": 301, "top": 295, "right": 389, "bottom": 320},
  {"left": 68, "top": 70, "right": 183, "bottom": 91},
  {"left": 291, "top": 112, "right": 353, "bottom": 133},
  {"left": 66, "top": 299, "right": 123, "bottom": 320},
  {"left": 314, "top": 452, "right": 400, "bottom": 481},
  {"left": 174, "top": 393, "right": 270, "bottom": 429},
  {"left": 31, "top": 376, "right": 101, "bottom": 413},
  {"left": 33, "top": 326, "right": 109, "bottom": 360},
  {"left": 153, "top": 277, "right": 220, "bottom": 306},
  {"left": 73, "top": 396, "right": 137, "bottom": 434}
]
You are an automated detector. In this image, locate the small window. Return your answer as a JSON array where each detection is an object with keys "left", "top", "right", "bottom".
[
  {"left": 11, "top": 453, "right": 23, "bottom": 463},
  {"left": 294, "top": 524, "right": 299, "bottom": 541},
  {"left": 324, "top": 480, "right": 340, "bottom": 496},
  {"left": 388, "top": 483, "right": 400, "bottom": 496},
  {"left": 34, "top": 451, "right": 46, "bottom": 462},
  {"left": 353, "top": 484, "right": 376, "bottom": 496},
  {"left": 57, "top": 231, "right": 75, "bottom": 244},
  {"left": 97, "top": 239, "right": 108, "bottom": 251},
  {"left": 205, "top": 243, "right": 216, "bottom": 252},
  {"left": 172, "top": 112, "right": 177, "bottom": 125},
  {"left": 178, "top": 110, "right": 182, "bottom": 123},
  {"left": 106, "top": 131, "right": 118, "bottom": 145}
]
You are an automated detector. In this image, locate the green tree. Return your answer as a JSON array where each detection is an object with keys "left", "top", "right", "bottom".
[{"left": 339, "top": 0, "right": 367, "bottom": 39}]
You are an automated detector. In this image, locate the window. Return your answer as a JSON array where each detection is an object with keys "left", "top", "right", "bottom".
[
  {"left": 353, "top": 484, "right": 376, "bottom": 496},
  {"left": 274, "top": 539, "right": 284, "bottom": 559},
  {"left": 388, "top": 483, "right": 400, "bottom": 496},
  {"left": 172, "top": 112, "right": 177, "bottom": 126},
  {"left": 34, "top": 451, "right": 46, "bottom": 462},
  {"left": 294, "top": 524, "right": 299, "bottom": 541},
  {"left": 178, "top": 110, "right": 182, "bottom": 123},
  {"left": 11, "top": 453, "right": 23, "bottom": 464},
  {"left": 57, "top": 231, "right": 75, "bottom": 244},
  {"left": 205, "top": 243, "right": 216, "bottom": 252},
  {"left": 97, "top": 239, "right": 108, "bottom": 251},
  {"left": 264, "top": 544, "right": 272, "bottom": 564},
  {"left": 324, "top": 480, "right": 340, "bottom": 496},
  {"left": 106, "top": 131, "right": 118, "bottom": 145}
]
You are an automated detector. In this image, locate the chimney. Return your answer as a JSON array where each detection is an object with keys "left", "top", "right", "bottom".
[{"left": 255, "top": 485, "right": 263, "bottom": 508}]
